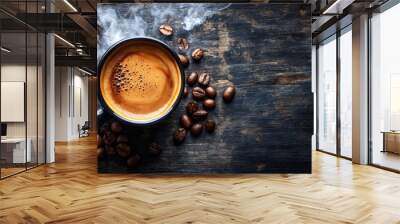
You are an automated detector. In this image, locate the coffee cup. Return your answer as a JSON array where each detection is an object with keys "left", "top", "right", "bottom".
[{"left": 98, "top": 37, "right": 185, "bottom": 125}]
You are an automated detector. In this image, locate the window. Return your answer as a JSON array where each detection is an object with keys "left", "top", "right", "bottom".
[
  {"left": 316, "top": 25, "right": 353, "bottom": 159},
  {"left": 0, "top": 1, "right": 47, "bottom": 179},
  {"left": 317, "top": 35, "right": 337, "bottom": 154},
  {"left": 339, "top": 27, "right": 352, "bottom": 158},
  {"left": 370, "top": 2, "right": 400, "bottom": 171}
]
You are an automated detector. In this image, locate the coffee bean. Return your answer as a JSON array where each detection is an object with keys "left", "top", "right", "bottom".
[
  {"left": 190, "top": 123, "right": 203, "bottom": 137},
  {"left": 205, "top": 86, "right": 217, "bottom": 98},
  {"left": 192, "top": 87, "right": 206, "bottom": 100},
  {"left": 105, "top": 145, "right": 115, "bottom": 155},
  {"left": 180, "top": 114, "right": 192, "bottom": 129},
  {"left": 173, "top": 128, "right": 186, "bottom": 145},
  {"left": 127, "top": 154, "right": 141, "bottom": 168},
  {"left": 177, "top": 38, "right": 189, "bottom": 50},
  {"left": 116, "top": 143, "right": 131, "bottom": 158},
  {"left": 111, "top": 121, "right": 123, "bottom": 133},
  {"left": 99, "top": 123, "right": 110, "bottom": 135},
  {"left": 159, "top": 24, "right": 173, "bottom": 36},
  {"left": 205, "top": 119, "right": 216, "bottom": 133},
  {"left": 187, "top": 72, "right": 198, "bottom": 86},
  {"left": 178, "top": 54, "right": 189, "bottom": 67},
  {"left": 223, "top": 86, "right": 236, "bottom": 102},
  {"left": 97, "top": 135, "right": 103, "bottom": 147},
  {"left": 192, "top": 109, "right": 208, "bottom": 121},
  {"left": 148, "top": 143, "right": 161, "bottom": 156},
  {"left": 186, "top": 101, "right": 199, "bottom": 115},
  {"left": 203, "top": 99, "right": 216, "bottom": 110},
  {"left": 103, "top": 131, "right": 116, "bottom": 145},
  {"left": 198, "top": 73, "right": 210, "bottom": 86},
  {"left": 97, "top": 147, "right": 105, "bottom": 158},
  {"left": 117, "top": 135, "right": 129, "bottom": 143},
  {"left": 183, "top": 87, "right": 189, "bottom": 98},
  {"left": 191, "top": 48, "right": 204, "bottom": 61}
]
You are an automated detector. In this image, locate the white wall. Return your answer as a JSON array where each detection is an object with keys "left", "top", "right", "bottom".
[
  {"left": 55, "top": 66, "right": 69, "bottom": 141},
  {"left": 72, "top": 73, "right": 89, "bottom": 138},
  {"left": 54, "top": 67, "right": 89, "bottom": 141}
]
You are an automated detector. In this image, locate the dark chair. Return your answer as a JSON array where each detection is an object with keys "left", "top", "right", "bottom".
[{"left": 78, "top": 121, "right": 90, "bottom": 138}]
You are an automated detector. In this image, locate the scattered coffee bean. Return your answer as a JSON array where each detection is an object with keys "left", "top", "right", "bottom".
[
  {"left": 205, "top": 119, "right": 216, "bottom": 133},
  {"left": 116, "top": 143, "right": 131, "bottom": 158},
  {"left": 192, "top": 87, "right": 206, "bottom": 100},
  {"left": 203, "top": 99, "right": 216, "bottom": 110},
  {"left": 177, "top": 38, "right": 189, "bottom": 50},
  {"left": 198, "top": 73, "right": 210, "bottom": 86},
  {"left": 103, "top": 131, "right": 116, "bottom": 145},
  {"left": 99, "top": 123, "right": 109, "bottom": 135},
  {"left": 148, "top": 143, "right": 162, "bottom": 156},
  {"left": 111, "top": 121, "right": 123, "bottom": 133},
  {"left": 127, "top": 154, "right": 141, "bottom": 168},
  {"left": 223, "top": 86, "right": 236, "bottom": 103},
  {"left": 192, "top": 109, "right": 208, "bottom": 121},
  {"left": 97, "top": 135, "right": 103, "bottom": 147},
  {"left": 105, "top": 145, "right": 115, "bottom": 155},
  {"left": 186, "top": 101, "right": 199, "bottom": 115},
  {"left": 159, "top": 24, "right": 173, "bottom": 36},
  {"left": 183, "top": 87, "right": 189, "bottom": 98},
  {"left": 190, "top": 123, "right": 203, "bottom": 137},
  {"left": 116, "top": 135, "right": 129, "bottom": 143},
  {"left": 180, "top": 114, "right": 192, "bottom": 129},
  {"left": 97, "top": 147, "right": 105, "bottom": 158},
  {"left": 192, "top": 48, "right": 204, "bottom": 61},
  {"left": 173, "top": 128, "right": 186, "bottom": 145},
  {"left": 205, "top": 86, "right": 217, "bottom": 99},
  {"left": 187, "top": 72, "right": 198, "bottom": 86},
  {"left": 178, "top": 54, "right": 189, "bottom": 66}
]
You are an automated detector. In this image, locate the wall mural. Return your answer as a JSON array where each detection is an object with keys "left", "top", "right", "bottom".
[{"left": 97, "top": 3, "right": 312, "bottom": 173}]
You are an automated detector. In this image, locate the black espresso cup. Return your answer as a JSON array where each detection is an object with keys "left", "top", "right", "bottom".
[{"left": 98, "top": 37, "right": 185, "bottom": 125}]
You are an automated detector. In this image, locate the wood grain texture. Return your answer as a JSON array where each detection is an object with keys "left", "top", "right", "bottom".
[
  {"left": 97, "top": 3, "right": 312, "bottom": 173},
  {"left": 1, "top": 136, "right": 400, "bottom": 223}
]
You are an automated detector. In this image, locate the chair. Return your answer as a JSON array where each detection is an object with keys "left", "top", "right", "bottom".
[{"left": 78, "top": 121, "right": 90, "bottom": 138}]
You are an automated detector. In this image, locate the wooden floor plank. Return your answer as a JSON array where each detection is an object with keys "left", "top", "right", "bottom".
[{"left": 0, "top": 135, "right": 400, "bottom": 223}]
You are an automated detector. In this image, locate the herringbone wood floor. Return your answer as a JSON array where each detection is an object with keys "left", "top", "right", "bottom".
[{"left": 1, "top": 136, "right": 400, "bottom": 224}]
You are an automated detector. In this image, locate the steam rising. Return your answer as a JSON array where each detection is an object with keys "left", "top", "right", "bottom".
[{"left": 97, "top": 3, "right": 231, "bottom": 61}]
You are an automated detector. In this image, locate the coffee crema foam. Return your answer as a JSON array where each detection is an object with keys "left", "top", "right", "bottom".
[{"left": 100, "top": 41, "right": 182, "bottom": 123}]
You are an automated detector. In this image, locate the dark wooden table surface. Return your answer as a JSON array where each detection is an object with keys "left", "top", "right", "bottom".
[{"left": 97, "top": 3, "right": 312, "bottom": 173}]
